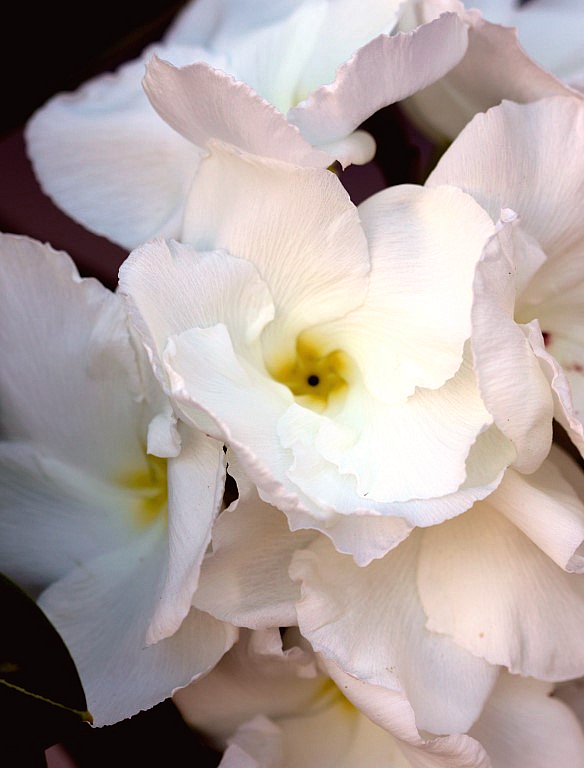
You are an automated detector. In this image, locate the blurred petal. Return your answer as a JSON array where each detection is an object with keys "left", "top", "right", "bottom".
[
  {"left": 0, "top": 234, "right": 147, "bottom": 481},
  {"left": 25, "top": 47, "right": 204, "bottom": 249}
]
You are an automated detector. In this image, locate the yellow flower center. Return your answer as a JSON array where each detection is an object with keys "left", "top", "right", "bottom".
[
  {"left": 120, "top": 455, "right": 168, "bottom": 528},
  {"left": 270, "top": 337, "right": 350, "bottom": 412}
]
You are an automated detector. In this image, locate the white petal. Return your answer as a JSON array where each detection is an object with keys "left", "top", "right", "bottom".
[
  {"left": 418, "top": 502, "right": 584, "bottom": 681},
  {"left": 193, "top": 489, "right": 316, "bottom": 628},
  {"left": 181, "top": 140, "right": 370, "bottom": 359},
  {"left": 146, "top": 427, "right": 226, "bottom": 644},
  {"left": 290, "top": 534, "right": 499, "bottom": 734},
  {"left": 470, "top": 673, "right": 584, "bottom": 768},
  {"left": 0, "top": 443, "right": 137, "bottom": 592},
  {"left": 39, "top": 519, "right": 237, "bottom": 726},
  {"left": 289, "top": 13, "right": 469, "bottom": 146},
  {"left": 25, "top": 48, "right": 203, "bottom": 249},
  {"left": 470, "top": 221, "right": 554, "bottom": 472},
  {"left": 489, "top": 455, "right": 584, "bottom": 573},
  {"left": 0, "top": 234, "right": 147, "bottom": 481},
  {"left": 143, "top": 56, "right": 332, "bottom": 167},
  {"left": 400, "top": 3, "right": 575, "bottom": 142},
  {"left": 428, "top": 97, "right": 584, "bottom": 260},
  {"left": 330, "top": 184, "right": 494, "bottom": 402},
  {"left": 221, "top": 716, "right": 284, "bottom": 768}
]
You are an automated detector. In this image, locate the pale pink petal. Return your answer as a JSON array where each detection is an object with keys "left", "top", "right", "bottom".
[
  {"left": 418, "top": 503, "right": 584, "bottom": 681},
  {"left": 290, "top": 534, "right": 499, "bottom": 734},
  {"left": 143, "top": 57, "right": 333, "bottom": 167},
  {"left": 289, "top": 13, "right": 469, "bottom": 147}
]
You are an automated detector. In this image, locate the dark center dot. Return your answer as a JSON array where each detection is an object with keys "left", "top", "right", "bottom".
[{"left": 307, "top": 374, "right": 320, "bottom": 387}]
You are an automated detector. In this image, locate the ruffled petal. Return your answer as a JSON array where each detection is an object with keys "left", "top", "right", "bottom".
[
  {"left": 418, "top": 501, "right": 584, "bottom": 681},
  {"left": 181, "top": 140, "right": 370, "bottom": 357},
  {"left": 146, "top": 426, "right": 227, "bottom": 644},
  {"left": 329, "top": 184, "right": 494, "bottom": 402},
  {"left": 470, "top": 673, "right": 584, "bottom": 768},
  {"left": 25, "top": 46, "right": 204, "bottom": 249},
  {"left": 143, "top": 57, "right": 333, "bottom": 167},
  {"left": 489, "top": 450, "right": 584, "bottom": 573},
  {"left": 193, "top": 488, "right": 316, "bottom": 628},
  {"left": 39, "top": 518, "right": 237, "bottom": 726},
  {"left": 428, "top": 97, "right": 584, "bottom": 260},
  {"left": 290, "top": 534, "right": 499, "bottom": 734},
  {"left": 289, "top": 13, "right": 469, "bottom": 148},
  {"left": 400, "top": 1, "right": 575, "bottom": 142},
  {"left": 0, "top": 234, "right": 147, "bottom": 481},
  {"left": 470, "top": 218, "right": 554, "bottom": 472}
]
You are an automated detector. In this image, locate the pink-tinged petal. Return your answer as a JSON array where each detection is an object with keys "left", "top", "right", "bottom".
[
  {"left": 39, "top": 518, "right": 237, "bottom": 726},
  {"left": 0, "top": 443, "right": 138, "bottom": 593},
  {"left": 470, "top": 220, "right": 554, "bottom": 472},
  {"left": 401, "top": 1, "right": 576, "bottom": 142},
  {"left": 317, "top": 129, "right": 377, "bottom": 168},
  {"left": 428, "top": 97, "right": 584, "bottom": 259},
  {"left": 193, "top": 489, "right": 316, "bottom": 628},
  {"left": 0, "top": 234, "right": 147, "bottom": 481},
  {"left": 25, "top": 49, "right": 204, "bottom": 249},
  {"left": 418, "top": 502, "right": 584, "bottom": 681},
  {"left": 470, "top": 673, "right": 584, "bottom": 768},
  {"left": 143, "top": 56, "right": 333, "bottom": 167},
  {"left": 488, "top": 451, "right": 584, "bottom": 573},
  {"left": 289, "top": 13, "right": 469, "bottom": 147},
  {"left": 290, "top": 534, "right": 499, "bottom": 734},
  {"left": 146, "top": 427, "right": 226, "bottom": 644},
  {"left": 181, "top": 140, "right": 370, "bottom": 359}
]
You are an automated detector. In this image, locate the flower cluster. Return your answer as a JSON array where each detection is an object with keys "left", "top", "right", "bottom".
[{"left": 2, "top": 0, "right": 584, "bottom": 765}]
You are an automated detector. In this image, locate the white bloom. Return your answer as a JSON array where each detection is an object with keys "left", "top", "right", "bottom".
[
  {"left": 398, "top": 0, "right": 583, "bottom": 142},
  {"left": 0, "top": 234, "right": 237, "bottom": 725},
  {"left": 427, "top": 95, "right": 584, "bottom": 459},
  {"left": 119, "top": 138, "right": 517, "bottom": 565},
  {"left": 25, "top": 0, "right": 469, "bottom": 249},
  {"left": 173, "top": 628, "right": 584, "bottom": 768},
  {"left": 190, "top": 445, "right": 584, "bottom": 737}
]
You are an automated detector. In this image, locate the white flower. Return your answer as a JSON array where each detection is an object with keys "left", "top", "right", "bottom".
[
  {"left": 0, "top": 234, "right": 237, "bottom": 725},
  {"left": 189, "top": 444, "right": 584, "bottom": 738},
  {"left": 173, "top": 628, "right": 584, "bottom": 768},
  {"left": 24, "top": 0, "right": 469, "bottom": 249},
  {"left": 398, "top": 0, "right": 583, "bottom": 143},
  {"left": 427, "top": 95, "right": 584, "bottom": 459},
  {"left": 119, "top": 138, "right": 517, "bottom": 565}
]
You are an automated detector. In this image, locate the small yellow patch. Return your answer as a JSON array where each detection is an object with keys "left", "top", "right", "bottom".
[
  {"left": 120, "top": 455, "right": 168, "bottom": 528},
  {"left": 270, "top": 337, "right": 350, "bottom": 411}
]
